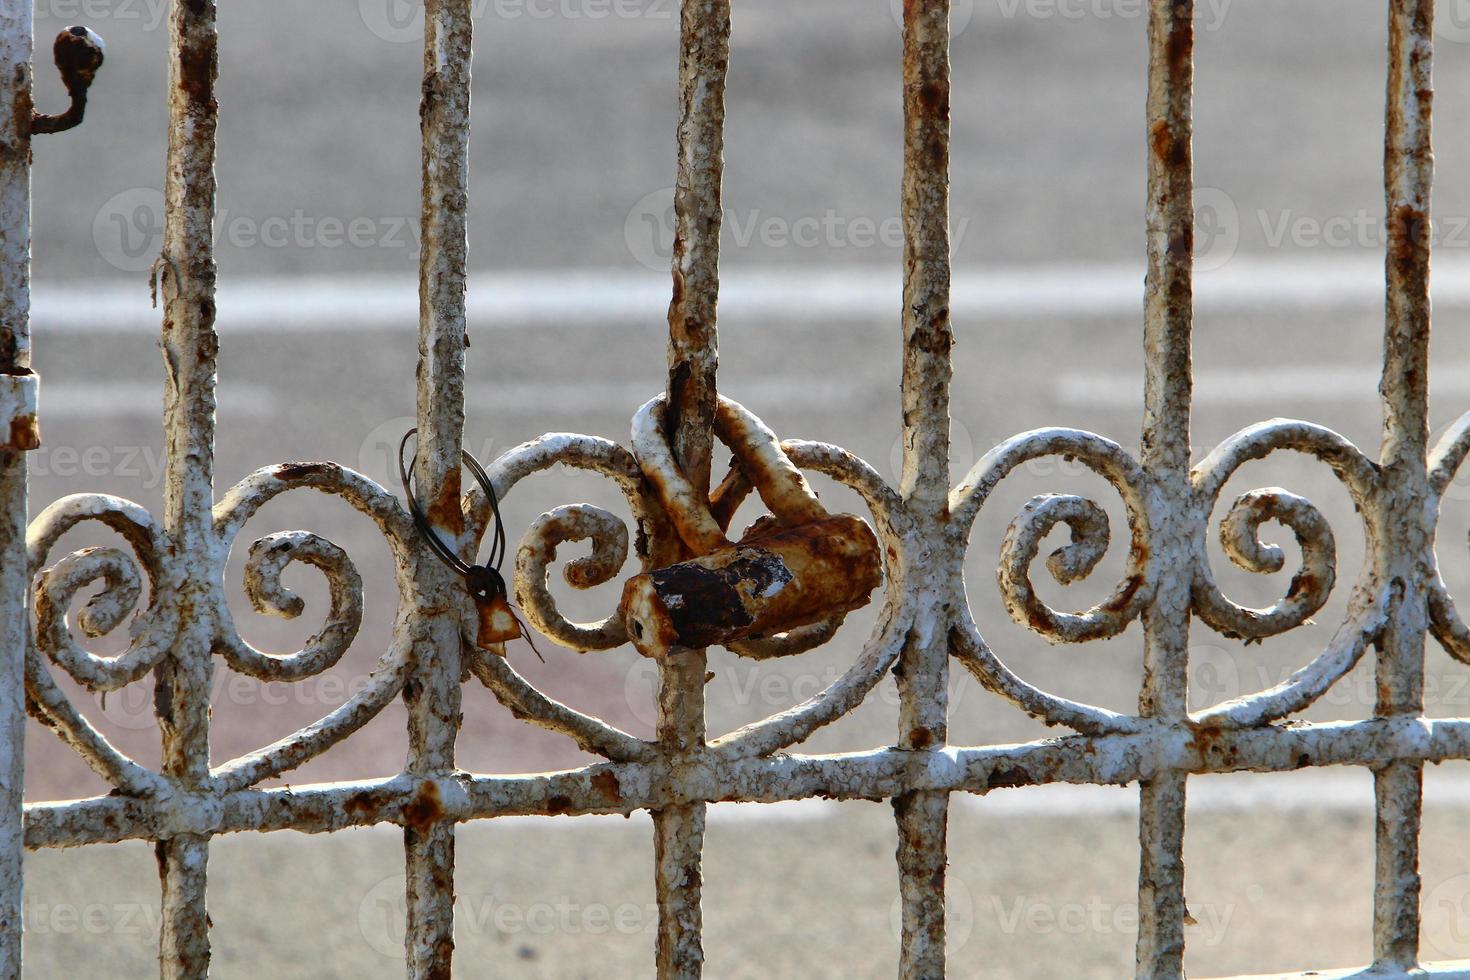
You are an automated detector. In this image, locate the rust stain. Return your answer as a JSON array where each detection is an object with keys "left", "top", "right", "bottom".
[
  {"left": 401, "top": 781, "right": 443, "bottom": 835},
  {"left": 986, "top": 766, "right": 1035, "bottom": 790},
  {"left": 917, "top": 80, "right": 946, "bottom": 115},
  {"left": 1104, "top": 574, "right": 1146, "bottom": 613},
  {"left": 1024, "top": 600, "right": 1051, "bottom": 633},
  {"left": 9, "top": 65, "right": 30, "bottom": 147},
  {"left": 1389, "top": 204, "right": 1428, "bottom": 278},
  {"left": 591, "top": 771, "right": 623, "bottom": 804},
  {"left": 5, "top": 415, "right": 37, "bottom": 451},
  {"left": 273, "top": 461, "right": 335, "bottom": 481},
  {"left": 1286, "top": 571, "right": 1318, "bottom": 600},
  {"left": 1164, "top": 8, "right": 1193, "bottom": 75},
  {"left": 343, "top": 791, "right": 377, "bottom": 822},
  {"left": 176, "top": 26, "right": 217, "bottom": 113},
  {"left": 1167, "top": 227, "right": 1193, "bottom": 264},
  {"left": 427, "top": 468, "right": 465, "bottom": 533},
  {"left": 1148, "top": 120, "right": 1187, "bottom": 168},
  {"left": 1187, "top": 722, "right": 1240, "bottom": 768},
  {"left": 668, "top": 267, "right": 686, "bottom": 321}
]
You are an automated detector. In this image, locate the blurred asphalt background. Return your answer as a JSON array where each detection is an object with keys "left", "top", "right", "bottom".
[{"left": 21, "top": 0, "right": 1470, "bottom": 975}]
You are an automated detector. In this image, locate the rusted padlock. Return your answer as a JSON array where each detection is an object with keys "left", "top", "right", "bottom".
[
  {"left": 619, "top": 396, "right": 883, "bottom": 659},
  {"left": 469, "top": 565, "right": 521, "bottom": 652}
]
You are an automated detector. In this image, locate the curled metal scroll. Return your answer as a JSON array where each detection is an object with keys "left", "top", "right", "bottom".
[{"left": 944, "top": 419, "right": 1388, "bottom": 734}]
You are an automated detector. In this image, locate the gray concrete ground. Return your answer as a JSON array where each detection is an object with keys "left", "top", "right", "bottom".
[{"left": 20, "top": 0, "right": 1470, "bottom": 975}]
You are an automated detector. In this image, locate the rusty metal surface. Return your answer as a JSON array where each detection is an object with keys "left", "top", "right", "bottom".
[
  {"left": 401, "top": 0, "right": 475, "bottom": 975},
  {"left": 0, "top": 0, "right": 29, "bottom": 973},
  {"left": 3, "top": 0, "right": 1470, "bottom": 977},
  {"left": 153, "top": 0, "right": 218, "bottom": 974},
  {"left": 0, "top": 374, "right": 38, "bottom": 454},
  {"left": 893, "top": 0, "right": 954, "bottom": 976},
  {"left": 647, "top": 1, "right": 731, "bottom": 973},
  {"left": 1135, "top": 0, "right": 1195, "bottom": 973}
]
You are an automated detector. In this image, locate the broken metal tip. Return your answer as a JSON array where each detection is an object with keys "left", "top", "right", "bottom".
[{"left": 31, "top": 26, "right": 105, "bottom": 136}]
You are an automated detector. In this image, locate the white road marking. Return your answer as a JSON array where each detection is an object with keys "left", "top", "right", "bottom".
[
  {"left": 1055, "top": 363, "right": 1470, "bottom": 409},
  {"left": 37, "top": 382, "right": 278, "bottom": 419},
  {"left": 465, "top": 377, "right": 878, "bottom": 414},
  {"left": 31, "top": 255, "right": 1470, "bottom": 334}
]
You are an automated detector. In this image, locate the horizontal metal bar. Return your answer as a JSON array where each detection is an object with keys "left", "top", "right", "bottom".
[{"left": 23, "top": 716, "right": 1470, "bottom": 850}]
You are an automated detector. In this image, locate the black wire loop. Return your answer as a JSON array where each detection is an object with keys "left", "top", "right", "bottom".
[
  {"left": 398, "top": 428, "right": 506, "bottom": 600},
  {"left": 398, "top": 429, "right": 544, "bottom": 662},
  {"left": 402, "top": 426, "right": 552, "bottom": 664}
]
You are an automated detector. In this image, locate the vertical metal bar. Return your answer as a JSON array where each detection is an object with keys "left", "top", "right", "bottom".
[
  {"left": 155, "top": 0, "right": 219, "bottom": 976},
  {"left": 1374, "top": 0, "right": 1434, "bottom": 967},
  {"left": 1136, "top": 0, "right": 1193, "bottom": 976},
  {"left": 653, "top": 2, "right": 729, "bottom": 976},
  {"left": 895, "top": 1, "right": 952, "bottom": 976},
  {"left": 404, "top": 0, "right": 472, "bottom": 976},
  {"left": 0, "top": 4, "right": 31, "bottom": 974}
]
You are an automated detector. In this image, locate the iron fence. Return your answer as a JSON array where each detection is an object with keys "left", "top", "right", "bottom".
[{"left": 0, "top": 0, "right": 1466, "bottom": 977}]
